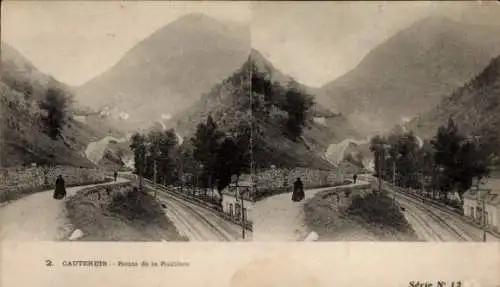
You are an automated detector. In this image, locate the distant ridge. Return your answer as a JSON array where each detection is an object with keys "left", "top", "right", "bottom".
[{"left": 75, "top": 13, "right": 251, "bottom": 131}]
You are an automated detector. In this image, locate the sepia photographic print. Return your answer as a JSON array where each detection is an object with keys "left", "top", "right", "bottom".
[
  {"left": 251, "top": 1, "right": 500, "bottom": 243},
  {"left": 1, "top": 1, "right": 500, "bottom": 285},
  {"left": 1, "top": 1, "right": 253, "bottom": 242},
  {"left": 2, "top": 0, "right": 500, "bottom": 244}
]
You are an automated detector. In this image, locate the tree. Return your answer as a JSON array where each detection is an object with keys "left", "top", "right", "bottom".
[
  {"left": 191, "top": 115, "right": 224, "bottom": 188},
  {"left": 214, "top": 121, "right": 252, "bottom": 191},
  {"left": 283, "top": 81, "right": 314, "bottom": 140},
  {"left": 369, "top": 135, "right": 388, "bottom": 179},
  {"left": 454, "top": 139, "right": 490, "bottom": 197},
  {"left": 394, "top": 132, "right": 420, "bottom": 188},
  {"left": 157, "top": 129, "right": 179, "bottom": 185},
  {"left": 130, "top": 132, "right": 147, "bottom": 177},
  {"left": 431, "top": 117, "right": 463, "bottom": 197},
  {"left": 39, "top": 87, "right": 70, "bottom": 139},
  {"left": 431, "top": 117, "right": 491, "bottom": 200},
  {"left": 419, "top": 140, "right": 437, "bottom": 197}
]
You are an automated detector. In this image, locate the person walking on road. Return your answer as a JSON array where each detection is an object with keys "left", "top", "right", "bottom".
[
  {"left": 292, "top": 177, "right": 305, "bottom": 202},
  {"left": 113, "top": 170, "right": 118, "bottom": 182},
  {"left": 53, "top": 175, "right": 66, "bottom": 200},
  {"left": 353, "top": 173, "right": 358, "bottom": 184}
]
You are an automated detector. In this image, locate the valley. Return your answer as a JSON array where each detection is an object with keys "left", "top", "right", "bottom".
[{"left": 2, "top": 2, "right": 500, "bottom": 244}]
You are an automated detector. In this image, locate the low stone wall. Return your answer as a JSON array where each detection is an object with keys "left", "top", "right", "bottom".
[
  {"left": 245, "top": 167, "right": 353, "bottom": 190},
  {"left": 242, "top": 167, "right": 359, "bottom": 202},
  {"left": 77, "top": 182, "right": 131, "bottom": 208},
  {"left": 0, "top": 166, "right": 109, "bottom": 200}
]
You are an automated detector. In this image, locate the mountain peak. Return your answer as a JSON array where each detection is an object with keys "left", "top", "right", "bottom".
[
  {"left": 170, "top": 12, "right": 224, "bottom": 28},
  {"left": 76, "top": 13, "right": 250, "bottom": 130},
  {"left": 316, "top": 14, "right": 500, "bottom": 135},
  {"left": 248, "top": 48, "right": 297, "bottom": 86}
]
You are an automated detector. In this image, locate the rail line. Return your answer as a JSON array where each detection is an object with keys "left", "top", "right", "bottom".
[{"left": 145, "top": 182, "right": 242, "bottom": 241}]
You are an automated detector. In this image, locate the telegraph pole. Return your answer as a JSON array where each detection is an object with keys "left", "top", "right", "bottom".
[
  {"left": 392, "top": 160, "right": 396, "bottom": 186},
  {"left": 481, "top": 188, "right": 491, "bottom": 242},
  {"left": 208, "top": 174, "right": 212, "bottom": 198},
  {"left": 421, "top": 170, "right": 425, "bottom": 197},
  {"left": 241, "top": 194, "right": 245, "bottom": 239},
  {"left": 179, "top": 156, "right": 184, "bottom": 194},
  {"left": 475, "top": 178, "right": 490, "bottom": 242},
  {"left": 236, "top": 176, "right": 245, "bottom": 240},
  {"left": 482, "top": 194, "right": 487, "bottom": 242},
  {"left": 392, "top": 160, "right": 396, "bottom": 201},
  {"left": 140, "top": 151, "right": 146, "bottom": 191},
  {"left": 378, "top": 151, "right": 383, "bottom": 193},
  {"left": 153, "top": 159, "right": 157, "bottom": 198}
]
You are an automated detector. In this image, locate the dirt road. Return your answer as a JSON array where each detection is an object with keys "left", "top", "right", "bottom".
[
  {"left": 0, "top": 178, "right": 128, "bottom": 241},
  {"left": 253, "top": 182, "right": 369, "bottom": 241}
]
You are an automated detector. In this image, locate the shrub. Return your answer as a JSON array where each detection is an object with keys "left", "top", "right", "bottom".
[
  {"left": 108, "top": 187, "right": 162, "bottom": 221},
  {"left": 38, "top": 87, "right": 71, "bottom": 140},
  {"left": 347, "top": 193, "right": 412, "bottom": 233}
]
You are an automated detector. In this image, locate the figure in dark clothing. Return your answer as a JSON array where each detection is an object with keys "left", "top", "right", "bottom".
[
  {"left": 113, "top": 171, "right": 118, "bottom": 182},
  {"left": 53, "top": 175, "right": 66, "bottom": 200},
  {"left": 353, "top": 174, "right": 358, "bottom": 184},
  {"left": 292, "top": 177, "right": 305, "bottom": 202}
]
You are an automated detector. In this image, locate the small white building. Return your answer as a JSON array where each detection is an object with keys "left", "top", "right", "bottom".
[
  {"left": 221, "top": 180, "right": 255, "bottom": 224},
  {"left": 463, "top": 178, "right": 500, "bottom": 231}
]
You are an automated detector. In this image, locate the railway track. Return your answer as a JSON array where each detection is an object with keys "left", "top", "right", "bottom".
[
  {"left": 362, "top": 175, "right": 498, "bottom": 242},
  {"left": 145, "top": 182, "right": 245, "bottom": 241}
]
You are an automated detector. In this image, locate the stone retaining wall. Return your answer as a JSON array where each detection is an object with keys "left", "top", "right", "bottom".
[
  {"left": 0, "top": 166, "right": 109, "bottom": 196},
  {"left": 244, "top": 167, "right": 357, "bottom": 190},
  {"left": 78, "top": 182, "right": 131, "bottom": 208}
]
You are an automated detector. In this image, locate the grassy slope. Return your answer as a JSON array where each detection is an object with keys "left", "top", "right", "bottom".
[
  {"left": 1, "top": 42, "right": 127, "bottom": 168},
  {"left": 66, "top": 184, "right": 187, "bottom": 241},
  {"left": 304, "top": 188, "right": 418, "bottom": 241},
  {"left": 408, "top": 55, "right": 500, "bottom": 140},
  {"left": 0, "top": 82, "right": 96, "bottom": 167},
  {"left": 170, "top": 51, "right": 358, "bottom": 171},
  {"left": 317, "top": 16, "right": 500, "bottom": 134}
]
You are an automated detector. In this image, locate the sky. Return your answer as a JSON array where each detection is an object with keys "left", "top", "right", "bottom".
[
  {"left": 2, "top": 1, "right": 498, "bottom": 88},
  {"left": 251, "top": 1, "right": 500, "bottom": 87},
  {"left": 1, "top": 1, "right": 251, "bottom": 86}
]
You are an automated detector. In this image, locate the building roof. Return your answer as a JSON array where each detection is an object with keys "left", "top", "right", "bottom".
[
  {"left": 229, "top": 181, "right": 255, "bottom": 187},
  {"left": 221, "top": 183, "right": 256, "bottom": 202},
  {"left": 463, "top": 178, "right": 500, "bottom": 206}
]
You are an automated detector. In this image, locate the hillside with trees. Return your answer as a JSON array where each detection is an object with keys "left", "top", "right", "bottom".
[
  {"left": 317, "top": 15, "right": 500, "bottom": 135},
  {"left": 408, "top": 55, "right": 500, "bottom": 168},
  {"left": 168, "top": 49, "right": 359, "bottom": 171},
  {"left": 370, "top": 117, "right": 491, "bottom": 206},
  {"left": 0, "top": 42, "right": 124, "bottom": 168},
  {"left": 128, "top": 48, "right": 364, "bottom": 198}
]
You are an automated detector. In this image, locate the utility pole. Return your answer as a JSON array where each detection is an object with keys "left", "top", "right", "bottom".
[
  {"left": 208, "top": 174, "right": 212, "bottom": 198},
  {"left": 421, "top": 170, "right": 425, "bottom": 197},
  {"left": 236, "top": 176, "right": 245, "bottom": 240},
  {"left": 482, "top": 194, "right": 487, "bottom": 242},
  {"left": 140, "top": 151, "right": 146, "bottom": 191},
  {"left": 153, "top": 159, "right": 157, "bottom": 198},
  {"left": 241, "top": 193, "right": 245, "bottom": 240},
  {"left": 337, "top": 163, "right": 343, "bottom": 184},
  {"left": 378, "top": 149, "right": 383, "bottom": 193},
  {"left": 179, "top": 157, "right": 184, "bottom": 194},
  {"left": 392, "top": 160, "right": 396, "bottom": 201},
  {"left": 481, "top": 188, "right": 491, "bottom": 242},
  {"left": 392, "top": 160, "right": 396, "bottom": 186},
  {"left": 475, "top": 176, "right": 490, "bottom": 242}
]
